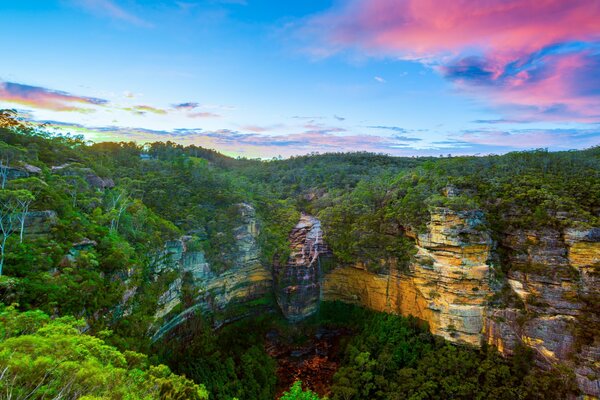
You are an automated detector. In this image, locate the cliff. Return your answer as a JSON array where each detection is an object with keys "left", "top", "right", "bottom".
[
  {"left": 322, "top": 213, "right": 599, "bottom": 398},
  {"left": 144, "top": 203, "right": 273, "bottom": 341},
  {"left": 273, "top": 214, "right": 331, "bottom": 322},
  {"left": 484, "top": 227, "right": 600, "bottom": 398},
  {"left": 140, "top": 204, "right": 599, "bottom": 396},
  {"left": 322, "top": 207, "right": 492, "bottom": 346}
]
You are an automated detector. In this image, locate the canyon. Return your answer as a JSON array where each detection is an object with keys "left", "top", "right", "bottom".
[{"left": 136, "top": 201, "right": 599, "bottom": 398}]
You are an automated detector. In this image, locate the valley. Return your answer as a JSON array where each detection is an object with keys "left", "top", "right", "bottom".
[{"left": 0, "top": 112, "right": 598, "bottom": 399}]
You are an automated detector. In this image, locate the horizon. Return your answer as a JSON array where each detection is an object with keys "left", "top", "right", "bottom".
[{"left": 1, "top": 1, "right": 599, "bottom": 158}]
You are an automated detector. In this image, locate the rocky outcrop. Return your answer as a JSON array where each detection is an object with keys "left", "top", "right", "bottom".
[
  {"left": 5, "top": 164, "right": 40, "bottom": 180},
  {"left": 323, "top": 207, "right": 492, "bottom": 346},
  {"left": 22, "top": 210, "right": 58, "bottom": 236},
  {"left": 274, "top": 214, "right": 331, "bottom": 322},
  {"left": 149, "top": 203, "right": 273, "bottom": 341},
  {"left": 321, "top": 212, "right": 599, "bottom": 397},
  {"left": 51, "top": 163, "right": 114, "bottom": 189},
  {"left": 483, "top": 226, "right": 600, "bottom": 399}
]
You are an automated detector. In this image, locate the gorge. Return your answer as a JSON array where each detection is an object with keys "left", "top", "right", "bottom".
[
  {"left": 0, "top": 118, "right": 598, "bottom": 399},
  {"left": 142, "top": 203, "right": 599, "bottom": 398}
]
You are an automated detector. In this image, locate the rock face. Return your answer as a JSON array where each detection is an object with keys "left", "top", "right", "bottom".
[
  {"left": 483, "top": 227, "right": 600, "bottom": 399},
  {"left": 274, "top": 214, "right": 331, "bottom": 322},
  {"left": 22, "top": 210, "right": 58, "bottom": 236},
  {"left": 323, "top": 207, "right": 492, "bottom": 346},
  {"left": 149, "top": 203, "right": 273, "bottom": 341},
  {"left": 321, "top": 212, "right": 599, "bottom": 397},
  {"left": 51, "top": 163, "right": 114, "bottom": 189},
  {"left": 139, "top": 201, "right": 599, "bottom": 397}
]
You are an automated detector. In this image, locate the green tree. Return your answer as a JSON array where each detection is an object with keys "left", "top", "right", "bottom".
[{"left": 281, "top": 381, "right": 321, "bottom": 400}]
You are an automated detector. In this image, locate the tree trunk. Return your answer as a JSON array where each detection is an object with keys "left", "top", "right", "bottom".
[
  {"left": 0, "top": 234, "right": 6, "bottom": 276},
  {"left": 19, "top": 207, "right": 28, "bottom": 243}
]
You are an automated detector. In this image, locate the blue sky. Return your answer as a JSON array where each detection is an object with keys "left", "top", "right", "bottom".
[{"left": 0, "top": 0, "right": 598, "bottom": 158}]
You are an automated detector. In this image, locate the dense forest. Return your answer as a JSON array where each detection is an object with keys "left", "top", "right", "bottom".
[{"left": 0, "top": 109, "right": 598, "bottom": 399}]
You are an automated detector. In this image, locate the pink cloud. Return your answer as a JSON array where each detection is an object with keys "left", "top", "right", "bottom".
[
  {"left": 241, "top": 125, "right": 271, "bottom": 133},
  {"left": 305, "top": 0, "right": 600, "bottom": 121},
  {"left": 188, "top": 112, "right": 221, "bottom": 118},
  {"left": 0, "top": 81, "right": 108, "bottom": 112},
  {"left": 310, "top": 0, "right": 599, "bottom": 58}
]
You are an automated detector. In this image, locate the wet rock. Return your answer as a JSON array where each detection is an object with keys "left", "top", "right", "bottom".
[{"left": 274, "top": 214, "right": 331, "bottom": 322}]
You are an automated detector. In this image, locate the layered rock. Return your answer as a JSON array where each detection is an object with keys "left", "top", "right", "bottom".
[
  {"left": 483, "top": 227, "right": 600, "bottom": 398},
  {"left": 323, "top": 207, "right": 492, "bottom": 346},
  {"left": 149, "top": 203, "right": 273, "bottom": 341},
  {"left": 274, "top": 214, "right": 331, "bottom": 322},
  {"left": 138, "top": 201, "right": 600, "bottom": 396}
]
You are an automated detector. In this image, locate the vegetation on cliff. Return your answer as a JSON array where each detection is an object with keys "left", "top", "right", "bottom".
[{"left": 0, "top": 109, "right": 597, "bottom": 399}]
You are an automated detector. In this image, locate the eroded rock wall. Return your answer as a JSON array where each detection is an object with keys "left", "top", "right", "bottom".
[
  {"left": 274, "top": 214, "right": 331, "bottom": 322},
  {"left": 149, "top": 203, "right": 273, "bottom": 341},
  {"left": 483, "top": 227, "right": 600, "bottom": 398},
  {"left": 323, "top": 207, "right": 492, "bottom": 346},
  {"left": 321, "top": 212, "right": 599, "bottom": 397}
]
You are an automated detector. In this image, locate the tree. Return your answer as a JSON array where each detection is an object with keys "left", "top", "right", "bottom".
[
  {"left": 106, "top": 188, "right": 130, "bottom": 232},
  {"left": 280, "top": 381, "right": 321, "bottom": 400},
  {"left": 64, "top": 175, "right": 88, "bottom": 208},
  {"left": 0, "top": 142, "right": 26, "bottom": 189},
  {"left": 9, "top": 178, "right": 44, "bottom": 243},
  {"left": 0, "top": 304, "right": 209, "bottom": 399},
  {"left": 0, "top": 190, "right": 31, "bottom": 274}
]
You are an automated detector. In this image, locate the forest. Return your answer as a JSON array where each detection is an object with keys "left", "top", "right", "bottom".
[{"left": 0, "top": 109, "right": 598, "bottom": 399}]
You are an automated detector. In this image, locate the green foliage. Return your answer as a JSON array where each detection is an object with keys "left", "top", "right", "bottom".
[
  {"left": 281, "top": 381, "right": 322, "bottom": 400},
  {"left": 0, "top": 304, "right": 208, "bottom": 399},
  {"left": 157, "top": 315, "right": 278, "bottom": 400},
  {"left": 325, "top": 302, "right": 579, "bottom": 400},
  {"left": 0, "top": 111, "right": 595, "bottom": 399}
]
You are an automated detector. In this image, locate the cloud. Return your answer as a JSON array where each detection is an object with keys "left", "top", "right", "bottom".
[
  {"left": 74, "top": 0, "right": 151, "bottom": 27},
  {"left": 368, "top": 125, "right": 408, "bottom": 133},
  {"left": 303, "top": 0, "right": 600, "bottom": 121},
  {"left": 302, "top": 122, "right": 347, "bottom": 134},
  {"left": 125, "top": 105, "right": 168, "bottom": 115},
  {"left": 188, "top": 111, "right": 221, "bottom": 118},
  {"left": 240, "top": 125, "right": 278, "bottom": 133},
  {"left": 392, "top": 135, "right": 422, "bottom": 142},
  {"left": 173, "top": 102, "right": 199, "bottom": 110},
  {"left": 292, "top": 115, "right": 324, "bottom": 120},
  {"left": 43, "top": 120, "right": 435, "bottom": 158},
  {"left": 458, "top": 128, "right": 599, "bottom": 149},
  {"left": 0, "top": 81, "right": 108, "bottom": 112},
  {"left": 36, "top": 117, "right": 600, "bottom": 158},
  {"left": 472, "top": 118, "right": 532, "bottom": 124}
]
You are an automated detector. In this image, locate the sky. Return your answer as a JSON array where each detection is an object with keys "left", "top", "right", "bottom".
[{"left": 0, "top": 0, "right": 599, "bottom": 158}]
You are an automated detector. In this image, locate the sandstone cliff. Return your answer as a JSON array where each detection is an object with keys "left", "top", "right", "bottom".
[
  {"left": 140, "top": 202, "right": 599, "bottom": 397},
  {"left": 146, "top": 203, "right": 273, "bottom": 341},
  {"left": 484, "top": 227, "right": 600, "bottom": 398},
  {"left": 322, "top": 207, "right": 492, "bottom": 346},
  {"left": 321, "top": 213, "right": 599, "bottom": 398}
]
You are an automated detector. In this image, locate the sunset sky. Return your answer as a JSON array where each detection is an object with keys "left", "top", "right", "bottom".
[{"left": 1, "top": 0, "right": 599, "bottom": 158}]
